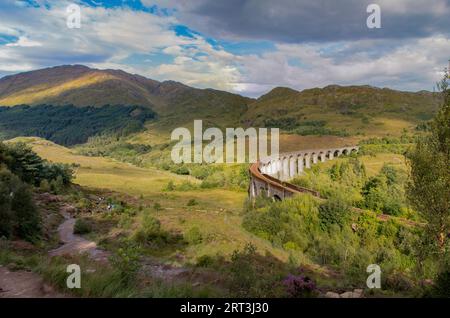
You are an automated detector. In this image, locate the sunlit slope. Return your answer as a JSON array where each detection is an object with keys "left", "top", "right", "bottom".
[
  {"left": 0, "top": 65, "right": 250, "bottom": 130},
  {"left": 243, "top": 85, "right": 440, "bottom": 136},
  {"left": 0, "top": 65, "right": 439, "bottom": 138},
  {"left": 8, "top": 137, "right": 292, "bottom": 262}
]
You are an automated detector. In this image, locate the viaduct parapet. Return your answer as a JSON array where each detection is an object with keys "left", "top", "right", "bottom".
[{"left": 249, "top": 146, "right": 359, "bottom": 201}]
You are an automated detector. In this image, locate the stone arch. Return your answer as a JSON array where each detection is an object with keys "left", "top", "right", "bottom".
[
  {"left": 259, "top": 187, "right": 267, "bottom": 196},
  {"left": 273, "top": 194, "right": 282, "bottom": 201},
  {"left": 319, "top": 151, "right": 326, "bottom": 162}
]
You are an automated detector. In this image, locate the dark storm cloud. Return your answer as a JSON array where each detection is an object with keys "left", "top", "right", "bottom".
[{"left": 172, "top": 0, "right": 450, "bottom": 42}]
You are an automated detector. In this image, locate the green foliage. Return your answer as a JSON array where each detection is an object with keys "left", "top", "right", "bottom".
[
  {"left": 406, "top": 71, "right": 450, "bottom": 263},
  {"left": 187, "top": 198, "right": 198, "bottom": 206},
  {"left": 428, "top": 270, "right": 450, "bottom": 297},
  {"left": 0, "top": 168, "right": 41, "bottom": 241},
  {"left": 243, "top": 194, "right": 422, "bottom": 285},
  {"left": 164, "top": 181, "right": 175, "bottom": 191},
  {"left": 196, "top": 255, "right": 215, "bottom": 267},
  {"left": 134, "top": 213, "right": 163, "bottom": 242},
  {"left": 184, "top": 226, "right": 203, "bottom": 245},
  {"left": 153, "top": 202, "right": 162, "bottom": 211},
  {"left": 77, "top": 134, "right": 152, "bottom": 166},
  {"left": 224, "top": 243, "right": 289, "bottom": 297},
  {"left": 0, "top": 104, "right": 156, "bottom": 146},
  {"left": 110, "top": 241, "right": 141, "bottom": 286},
  {"left": 359, "top": 136, "right": 415, "bottom": 155},
  {"left": 1, "top": 142, "right": 73, "bottom": 187},
  {"left": 74, "top": 218, "right": 92, "bottom": 235},
  {"left": 133, "top": 212, "right": 181, "bottom": 248},
  {"left": 318, "top": 195, "right": 351, "bottom": 230},
  {"left": 358, "top": 164, "right": 406, "bottom": 216}
]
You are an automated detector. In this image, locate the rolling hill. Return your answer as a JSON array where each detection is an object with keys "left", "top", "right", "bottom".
[
  {"left": 0, "top": 65, "right": 441, "bottom": 142},
  {"left": 0, "top": 65, "right": 251, "bottom": 129},
  {"left": 242, "top": 85, "right": 441, "bottom": 136}
]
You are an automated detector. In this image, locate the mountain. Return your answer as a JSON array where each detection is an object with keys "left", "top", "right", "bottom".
[
  {"left": 0, "top": 65, "right": 441, "bottom": 139},
  {"left": 0, "top": 65, "right": 251, "bottom": 129},
  {"left": 242, "top": 85, "right": 441, "bottom": 136}
]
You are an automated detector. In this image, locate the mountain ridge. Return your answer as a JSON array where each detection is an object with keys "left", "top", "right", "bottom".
[{"left": 0, "top": 65, "right": 441, "bottom": 136}]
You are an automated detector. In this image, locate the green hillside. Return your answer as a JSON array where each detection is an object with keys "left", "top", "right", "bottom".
[
  {"left": 0, "top": 65, "right": 440, "bottom": 141},
  {"left": 243, "top": 85, "right": 441, "bottom": 137}
]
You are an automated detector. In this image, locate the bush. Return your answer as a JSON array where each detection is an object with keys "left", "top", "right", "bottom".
[
  {"left": 39, "top": 179, "right": 51, "bottom": 192},
  {"left": 0, "top": 168, "right": 41, "bottom": 242},
  {"left": 74, "top": 219, "right": 92, "bottom": 235},
  {"left": 283, "top": 271, "right": 318, "bottom": 298},
  {"left": 196, "top": 255, "right": 214, "bottom": 268},
  {"left": 318, "top": 196, "right": 350, "bottom": 230},
  {"left": 187, "top": 198, "right": 198, "bottom": 206},
  {"left": 164, "top": 181, "right": 175, "bottom": 191},
  {"left": 185, "top": 226, "right": 203, "bottom": 245},
  {"left": 110, "top": 241, "right": 141, "bottom": 286},
  {"left": 429, "top": 270, "right": 450, "bottom": 297},
  {"left": 134, "top": 214, "right": 163, "bottom": 243}
]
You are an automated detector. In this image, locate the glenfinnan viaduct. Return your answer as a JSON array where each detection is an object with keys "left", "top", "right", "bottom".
[{"left": 249, "top": 146, "right": 359, "bottom": 201}]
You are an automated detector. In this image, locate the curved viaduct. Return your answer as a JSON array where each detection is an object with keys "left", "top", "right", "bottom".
[{"left": 249, "top": 146, "right": 359, "bottom": 201}]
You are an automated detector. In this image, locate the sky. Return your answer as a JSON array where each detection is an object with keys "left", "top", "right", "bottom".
[{"left": 0, "top": 0, "right": 449, "bottom": 97}]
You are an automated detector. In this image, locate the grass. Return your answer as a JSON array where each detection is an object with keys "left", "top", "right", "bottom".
[
  {"left": 4, "top": 136, "right": 421, "bottom": 297},
  {"left": 12, "top": 137, "right": 289, "bottom": 263}
]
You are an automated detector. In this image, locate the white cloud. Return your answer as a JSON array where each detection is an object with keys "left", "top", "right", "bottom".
[
  {"left": 0, "top": 0, "right": 448, "bottom": 97},
  {"left": 6, "top": 36, "right": 42, "bottom": 47}
]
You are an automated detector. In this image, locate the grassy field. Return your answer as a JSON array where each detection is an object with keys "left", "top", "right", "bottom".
[
  {"left": 4, "top": 136, "right": 417, "bottom": 296},
  {"left": 10, "top": 137, "right": 292, "bottom": 263}
]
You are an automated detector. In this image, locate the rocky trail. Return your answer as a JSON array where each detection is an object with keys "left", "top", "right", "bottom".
[
  {"left": 0, "top": 266, "right": 64, "bottom": 298},
  {"left": 48, "top": 208, "right": 110, "bottom": 263},
  {"left": 0, "top": 202, "right": 110, "bottom": 298}
]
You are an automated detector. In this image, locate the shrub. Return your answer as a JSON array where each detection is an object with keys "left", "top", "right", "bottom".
[
  {"left": 429, "top": 270, "right": 450, "bottom": 297},
  {"left": 196, "top": 255, "right": 214, "bottom": 268},
  {"left": 283, "top": 271, "right": 318, "bottom": 298},
  {"left": 110, "top": 241, "right": 141, "bottom": 286},
  {"left": 39, "top": 179, "right": 51, "bottom": 192},
  {"left": 318, "top": 195, "right": 351, "bottom": 230},
  {"left": 187, "top": 198, "right": 198, "bottom": 206},
  {"left": 134, "top": 214, "right": 163, "bottom": 243},
  {"left": 153, "top": 202, "right": 162, "bottom": 211},
  {"left": 228, "top": 243, "right": 259, "bottom": 297},
  {"left": 74, "top": 218, "right": 92, "bottom": 235},
  {"left": 164, "top": 181, "right": 175, "bottom": 191},
  {"left": 185, "top": 226, "right": 203, "bottom": 245},
  {"left": 0, "top": 169, "right": 41, "bottom": 242}
]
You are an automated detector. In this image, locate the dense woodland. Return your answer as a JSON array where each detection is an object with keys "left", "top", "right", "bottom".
[
  {"left": 0, "top": 104, "right": 156, "bottom": 146},
  {"left": 0, "top": 142, "right": 73, "bottom": 241}
]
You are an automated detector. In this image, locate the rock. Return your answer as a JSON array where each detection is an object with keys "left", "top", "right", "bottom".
[
  {"left": 340, "top": 291, "right": 354, "bottom": 298},
  {"left": 325, "top": 291, "right": 340, "bottom": 298},
  {"left": 61, "top": 205, "right": 76, "bottom": 214},
  {"left": 353, "top": 289, "right": 364, "bottom": 298},
  {"left": 41, "top": 284, "right": 54, "bottom": 294},
  {"left": 40, "top": 193, "right": 60, "bottom": 203},
  {"left": 351, "top": 223, "right": 358, "bottom": 232},
  {"left": 192, "top": 282, "right": 201, "bottom": 287}
]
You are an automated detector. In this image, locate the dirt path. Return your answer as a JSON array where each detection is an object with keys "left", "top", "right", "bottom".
[
  {"left": 0, "top": 266, "right": 64, "bottom": 298},
  {"left": 48, "top": 211, "right": 110, "bottom": 263},
  {"left": 1, "top": 204, "right": 112, "bottom": 298}
]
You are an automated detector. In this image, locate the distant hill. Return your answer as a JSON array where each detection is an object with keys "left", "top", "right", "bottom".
[
  {"left": 0, "top": 65, "right": 251, "bottom": 129},
  {"left": 242, "top": 85, "right": 441, "bottom": 136},
  {"left": 0, "top": 65, "right": 441, "bottom": 139}
]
